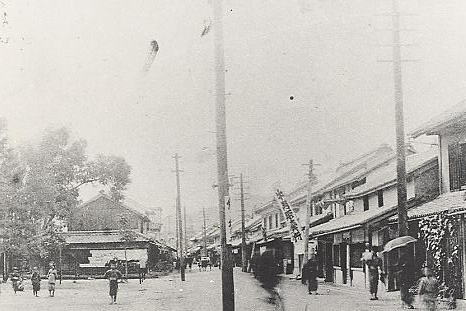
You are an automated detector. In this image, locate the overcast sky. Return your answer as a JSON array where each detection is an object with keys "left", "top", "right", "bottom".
[{"left": 1, "top": 0, "right": 466, "bottom": 216}]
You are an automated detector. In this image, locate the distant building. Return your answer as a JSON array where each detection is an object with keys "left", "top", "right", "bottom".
[
  {"left": 64, "top": 192, "right": 170, "bottom": 276},
  {"left": 68, "top": 192, "right": 151, "bottom": 234}
]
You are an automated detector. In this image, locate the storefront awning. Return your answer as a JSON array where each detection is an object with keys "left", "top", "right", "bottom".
[{"left": 310, "top": 205, "right": 398, "bottom": 237}]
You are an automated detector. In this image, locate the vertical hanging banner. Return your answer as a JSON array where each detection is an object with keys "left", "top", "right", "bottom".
[
  {"left": 275, "top": 189, "right": 303, "bottom": 242},
  {"left": 225, "top": 196, "right": 232, "bottom": 242}
]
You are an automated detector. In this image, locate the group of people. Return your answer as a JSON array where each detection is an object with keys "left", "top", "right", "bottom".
[
  {"left": 8, "top": 264, "right": 58, "bottom": 297},
  {"left": 361, "top": 244, "right": 440, "bottom": 311}
]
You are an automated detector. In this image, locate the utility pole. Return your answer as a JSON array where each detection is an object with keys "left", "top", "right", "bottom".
[
  {"left": 302, "top": 160, "right": 315, "bottom": 265},
  {"left": 173, "top": 153, "right": 185, "bottom": 281},
  {"left": 184, "top": 205, "right": 188, "bottom": 254},
  {"left": 378, "top": 0, "right": 416, "bottom": 237},
  {"left": 239, "top": 174, "right": 247, "bottom": 272},
  {"left": 203, "top": 207, "right": 208, "bottom": 257},
  {"left": 213, "top": 0, "right": 234, "bottom": 309},
  {"left": 392, "top": 0, "right": 408, "bottom": 237},
  {"left": 175, "top": 207, "right": 179, "bottom": 257}
]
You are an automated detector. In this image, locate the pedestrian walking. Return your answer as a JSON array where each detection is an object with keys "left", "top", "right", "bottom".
[
  {"left": 250, "top": 254, "right": 259, "bottom": 277},
  {"left": 138, "top": 258, "right": 147, "bottom": 284},
  {"left": 47, "top": 264, "right": 58, "bottom": 297},
  {"left": 104, "top": 262, "right": 123, "bottom": 305},
  {"left": 303, "top": 253, "right": 318, "bottom": 295},
  {"left": 361, "top": 247, "right": 382, "bottom": 300},
  {"left": 9, "top": 267, "right": 22, "bottom": 293},
  {"left": 418, "top": 267, "right": 439, "bottom": 311},
  {"left": 256, "top": 250, "right": 280, "bottom": 290},
  {"left": 31, "top": 267, "right": 41, "bottom": 297},
  {"left": 396, "top": 253, "right": 415, "bottom": 309}
]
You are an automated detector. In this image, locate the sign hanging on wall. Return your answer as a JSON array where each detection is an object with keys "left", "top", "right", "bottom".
[{"left": 275, "top": 189, "right": 303, "bottom": 242}]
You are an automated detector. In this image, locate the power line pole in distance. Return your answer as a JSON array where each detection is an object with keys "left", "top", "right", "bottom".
[
  {"left": 239, "top": 174, "right": 248, "bottom": 272},
  {"left": 302, "top": 160, "right": 318, "bottom": 265},
  {"left": 173, "top": 153, "right": 185, "bottom": 281}
]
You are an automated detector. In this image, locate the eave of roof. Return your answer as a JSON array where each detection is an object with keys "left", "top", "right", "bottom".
[
  {"left": 310, "top": 205, "right": 398, "bottom": 237},
  {"left": 409, "top": 100, "right": 466, "bottom": 138},
  {"left": 389, "top": 191, "right": 466, "bottom": 221},
  {"left": 346, "top": 152, "right": 438, "bottom": 199}
]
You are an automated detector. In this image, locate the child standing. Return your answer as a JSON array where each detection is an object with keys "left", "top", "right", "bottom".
[
  {"left": 418, "top": 267, "right": 439, "bottom": 311},
  {"left": 31, "top": 267, "right": 41, "bottom": 297},
  {"left": 47, "top": 264, "right": 58, "bottom": 297},
  {"left": 104, "top": 262, "right": 123, "bottom": 305}
]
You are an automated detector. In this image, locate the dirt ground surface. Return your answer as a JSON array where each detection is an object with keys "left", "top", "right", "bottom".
[{"left": 1, "top": 268, "right": 465, "bottom": 311}]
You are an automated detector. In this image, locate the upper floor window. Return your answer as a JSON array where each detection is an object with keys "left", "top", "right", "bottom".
[
  {"left": 268, "top": 215, "right": 273, "bottom": 229},
  {"left": 363, "top": 195, "right": 369, "bottom": 211},
  {"left": 377, "top": 190, "right": 384, "bottom": 207},
  {"left": 275, "top": 213, "right": 279, "bottom": 228},
  {"left": 448, "top": 142, "right": 466, "bottom": 191}
]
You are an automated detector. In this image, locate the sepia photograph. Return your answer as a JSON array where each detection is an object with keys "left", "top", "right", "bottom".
[{"left": 1, "top": 0, "right": 466, "bottom": 310}]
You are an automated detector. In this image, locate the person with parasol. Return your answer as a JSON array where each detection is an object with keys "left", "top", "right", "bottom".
[{"left": 382, "top": 236, "right": 417, "bottom": 309}]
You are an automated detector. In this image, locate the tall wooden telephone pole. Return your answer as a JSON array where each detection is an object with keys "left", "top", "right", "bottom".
[
  {"left": 239, "top": 174, "right": 247, "bottom": 272},
  {"left": 302, "top": 160, "right": 316, "bottom": 264},
  {"left": 378, "top": 0, "right": 415, "bottom": 237},
  {"left": 392, "top": 0, "right": 408, "bottom": 237},
  {"left": 173, "top": 153, "right": 185, "bottom": 281},
  {"left": 203, "top": 207, "right": 208, "bottom": 257},
  {"left": 213, "top": 0, "right": 235, "bottom": 309},
  {"left": 184, "top": 205, "right": 188, "bottom": 253}
]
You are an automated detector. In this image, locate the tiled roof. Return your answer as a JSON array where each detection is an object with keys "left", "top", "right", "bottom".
[
  {"left": 123, "top": 197, "right": 161, "bottom": 216},
  {"left": 389, "top": 191, "right": 466, "bottom": 221},
  {"left": 410, "top": 100, "right": 466, "bottom": 138},
  {"left": 310, "top": 205, "right": 398, "bottom": 236},
  {"left": 60, "top": 230, "right": 155, "bottom": 244},
  {"left": 346, "top": 149, "right": 438, "bottom": 198},
  {"left": 79, "top": 193, "right": 149, "bottom": 220},
  {"left": 287, "top": 145, "right": 396, "bottom": 204}
]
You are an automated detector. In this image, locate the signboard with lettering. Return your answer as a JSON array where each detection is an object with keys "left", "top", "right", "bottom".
[{"left": 275, "top": 189, "right": 303, "bottom": 242}]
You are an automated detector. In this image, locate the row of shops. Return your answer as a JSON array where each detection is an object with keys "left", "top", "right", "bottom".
[{"left": 189, "top": 100, "right": 466, "bottom": 300}]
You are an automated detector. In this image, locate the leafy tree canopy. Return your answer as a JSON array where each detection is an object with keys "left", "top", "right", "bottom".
[{"left": 1, "top": 126, "right": 131, "bottom": 263}]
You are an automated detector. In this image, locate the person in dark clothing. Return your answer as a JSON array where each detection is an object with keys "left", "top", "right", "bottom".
[
  {"left": 256, "top": 250, "right": 279, "bottom": 290},
  {"left": 31, "top": 267, "right": 41, "bottom": 297},
  {"left": 104, "top": 262, "right": 123, "bottom": 305},
  {"left": 250, "top": 254, "right": 259, "bottom": 277},
  {"left": 418, "top": 267, "right": 439, "bottom": 311},
  {"left": 397, "top": 253, "right": 415, "bottom": 309},
  {"left": 303, "top": 254, "right": 318, "bottom": 294},
  {"left": 361, "top": 248, "right": 382, "bottom": 300}
]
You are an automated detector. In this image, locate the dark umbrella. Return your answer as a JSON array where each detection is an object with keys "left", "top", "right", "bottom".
[{"left": 382, "top": 236, "right": 417, "bottom": 253}]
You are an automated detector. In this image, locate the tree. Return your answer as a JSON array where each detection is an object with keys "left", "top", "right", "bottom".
[
  {"left": 119, "top": 213, "right": 136, "bottom": 281},
  {"left": 1, "top": 127, "right": 132, "bottom": 267}
]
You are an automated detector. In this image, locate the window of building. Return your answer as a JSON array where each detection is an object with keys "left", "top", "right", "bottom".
[
  {"left": 448, "top": 142, "right": 466, "bottom": 191},
  {"left": 275, "top": 213, "right": 279, "bottom": 228},
  {"left": 269, "top": 215, "right": 273, "bottom": 229},
  {"left": 363, "top": 195, "right": 369, "bottom": 211},
  {"left": 263, "top": 218, "right": 267, "bottom": 229},
  {"left": 377, "top": 189, "right": 384, "bottom": 207},
  {"left": 351, "top": 177, "right": 366, "bottom": 189}
]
